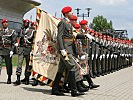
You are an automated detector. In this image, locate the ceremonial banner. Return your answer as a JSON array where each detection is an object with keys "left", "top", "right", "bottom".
[{"left": 32, "top": 8, "right": 60, "bottom": 83}]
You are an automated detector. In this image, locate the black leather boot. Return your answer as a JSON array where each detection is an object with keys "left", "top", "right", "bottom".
[
  {"left": 80, "top": 80, "right": 89, "bottom": 89},
  {"left": 76, "top": 81, "right": 89, "bottom": 92},
  {"left": 51, "top": 72, "right": 64, "bottom": 96},
  {"left": 7, "top": 75, "right": 11, "bottom": 84},
  {"left": 14, "top": 75, "right": 21, "bottom": 85},
  {"left": 32, "top": 79, "right": 38, "bottom": 86},
  {"left": 69, "top": 71, "right": 84, "bottom": 97},
  {"left": 59, "top": 83, "right": 70, "bottom": 93},
  {"left": 89, "top": 83, "right": 100, "bottom": 89},
  {"left": 21, "top": 78, "right": 26, "bottom": 83},
  {"left": 25, "top": 76, "right": 29, "bottom": 85},
  {"left": 85, "top": 74, "right": 100, "bottom": 89}
]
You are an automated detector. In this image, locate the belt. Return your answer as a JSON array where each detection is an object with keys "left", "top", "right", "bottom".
[
  {"left": 0, "top": 45, "right": 11, "bottom": 48},
  {"left": 82, "top": 45, "right": 87, "bottom": 48},
  {"left": 63, "top": 38, "right": 73, "bottom": 42}
]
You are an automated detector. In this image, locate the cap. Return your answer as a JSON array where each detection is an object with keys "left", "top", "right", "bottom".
[
  {"left": 61, "top": 6, "right": 72, "bottom": 14},
  {"left": 80, "top": 20, "right": 88, "bottom": 25}
]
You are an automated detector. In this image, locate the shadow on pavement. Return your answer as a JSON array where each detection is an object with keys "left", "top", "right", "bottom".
[
  {"left": 0, "top": 81, "right": 7, "bottom": 84},
  {"left": 22, "top": 87, "right": 52, "bottom": 95}
]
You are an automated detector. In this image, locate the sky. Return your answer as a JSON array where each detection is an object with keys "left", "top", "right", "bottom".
[{"left": 24, "top": 0, "right": 133, "bottom": 39}]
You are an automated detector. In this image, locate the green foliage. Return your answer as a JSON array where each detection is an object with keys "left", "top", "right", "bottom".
[
  {"left": 131, "top": 38, "right": 133, "bottom": 43},
  {"left": 2, "top": 55, "right": 25, "bottom": 67},
  {"left": 90, "top": 15, "right": 114, "bottom": 32}
]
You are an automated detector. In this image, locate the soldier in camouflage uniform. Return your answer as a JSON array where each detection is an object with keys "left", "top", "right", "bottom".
[
  {"left": 0, "top": 18, "right": 17, "bottom": 84},
  {"left": 14, "top": 19, "right": 35, "bottom": 85}
]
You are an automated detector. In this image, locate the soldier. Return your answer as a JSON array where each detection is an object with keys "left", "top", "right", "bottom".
[
  {"left": 94, "top": 32, "right": 101, "bottom": 77},
  {"left": 68, "top": 15, "right": 89, "bottom": 92},
  {"left": 79, "top": 20, "right": 100, "bottom": 89},
  {"left": 14, "top": 19, "right": 35, "bottom": 85},
  {"left": 101, "top": 35, "right": 106, "bottom": 75},
  {"left": 0, "top": 18, "right": 17, "bottom": 84},
  {"left": 51, "top": 6, "right": 92, "bottom": 97}
]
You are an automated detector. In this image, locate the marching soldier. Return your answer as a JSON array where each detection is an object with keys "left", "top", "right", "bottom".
[
  {"left": 69, "top": 15, "right": 89, "bottom": 92},
  {"left": 51, "top": 6, "right": 92, "bottom": 97},
  {"left": 14, "top": 19, "right": 35, "bottom": 85},
  {"left": 0, "top": 18, "right": 17, "bottom": 84},
  {"left": 79, "top": 20, "right": 100, "bottom": 89}
]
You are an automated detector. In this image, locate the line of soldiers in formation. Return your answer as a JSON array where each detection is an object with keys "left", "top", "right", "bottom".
[
  {"left": 51, "top": 6, "right": 133, "bottom": 97},
  {"left": 0, "top": 6, "right": 132, "bottom": 97}
]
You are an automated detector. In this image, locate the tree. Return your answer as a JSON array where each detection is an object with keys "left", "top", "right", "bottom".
[
  {"left": 89, "top": 15, "right": 114, "bottom": 32},
  {"left": 131, "top": 38, "right": 133, "bottom": 43}
]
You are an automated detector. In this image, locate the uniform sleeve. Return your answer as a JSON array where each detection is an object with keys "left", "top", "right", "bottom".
[{"left": 57, "top": 21, "right": 65, "bottom": 51}]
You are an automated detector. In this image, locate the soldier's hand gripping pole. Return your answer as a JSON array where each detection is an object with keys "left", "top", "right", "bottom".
[{"left": 60, "top": 49, "right": 69, "bottom": 60}]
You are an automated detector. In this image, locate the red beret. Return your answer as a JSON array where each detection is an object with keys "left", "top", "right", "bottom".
[
  {"left": 31, "top": 22, "right": 36, "bottom": 26},
  {"left": 107, "top": 35, "right": 110, "bottom": 40},
  {"left": 112, "top": 38, "right": 115, "bottom": 42},
  {"left": 61, "top": 6, "right": 72, "bottom": 14},
  {"left": 89, "top": 29, "right": 94, "bottom": 33},
  {"left": 99, "top": 33, "right": 103, "bottom": 39},
  {"left": 90, "top": 32, "right": 95, "bottom": 36},
  {"left": 80, "top": 20, "right": 88, "bottom": 25},
  {"left": 103, "top": 35, "right": 106, "bottom": 40},
  {"left": 2, "top": 18, "right": 8, "bottom": 24},
  {"left": 94, "top": 32, "right": 99, "bottom": 37},
  {"left": 23, "top": 19, "right": 30, "bottom": 23},
  {"left": 74, "top": 24, "right": 80, "bottom": 29},
  {"left": 70, "top": 15, "right": 77, "bottom": 20}
]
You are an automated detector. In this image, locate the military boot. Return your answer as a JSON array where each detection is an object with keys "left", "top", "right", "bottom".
[
  {"left": 32, "top": 79, "right": 38, "bottom": 86},
  {"left": 25, "top": 76, "right": 29, "bottom": 85},
  {"left": 76, "top": 81, "right": 89, "bottom": 92},
  {"left": 80, "top": 78, "right": 89, "bottom": 89},
  {"left": 69, "top": 71, "right": 84, "bottom": 97},
  {"left": 14, "top": 75, "right": 21, "bottom": 85},
  {"left": 85, "top": 74, "right": 100, "bottom": 89},
  {"left": 21, "top": 78, "right": 26, "bottom": 83},
  {"left": 7, "top": 75, "right": 11, "bottom": 84},
  {"left": 51, "top": 72, "right": 64, "bottom": 96}
]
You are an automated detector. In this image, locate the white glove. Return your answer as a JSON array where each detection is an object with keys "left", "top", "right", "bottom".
[
  {"left": 121, "top": 54, "right": 124, "bottom": 57},
  {"left": 92, "top": 54, "right": 94, "bottom": 60},
  {"left": 107, "top": 54, "right": 109, "bottom": 58},
  {"left": 111, "top": 54, "right": 114, "bottom": 58},
  {"left": 100, "top": 55, "right": 103, "bottom": 60},
  {"left": 95, "top": 54, "right": 98, "bottom": 59},
  {"left": 80, "top": 55, "right": 86, "bottom": 60},
  {"left": 85, "top": 34, "right": 94, "bottom": 42},
  {"left": 10, "top": 51, "right": 13, "bottom": 57},
  {"left": 102, "top": 54, "right": 105, "bottom": 58},
  {"left": 114, "top": 55, "right": 117, "bottom": 58},
  {"left": 73, "top": 32, "right": 78, "bottom": 38},
  {"left": 14, "top": 43, "right": 18, "bottom": 47},
  {"left": 60, "top": 49, "right": 67, "bottom": 57}
]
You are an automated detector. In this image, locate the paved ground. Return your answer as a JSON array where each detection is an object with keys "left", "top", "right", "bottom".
[{"left": 0, "top": 66, "right": 133, "bottom": 100}]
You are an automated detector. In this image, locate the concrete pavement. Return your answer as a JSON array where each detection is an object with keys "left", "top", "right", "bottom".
[{"left": 0, "top": 66, "right": 133, "bottom": 100}]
